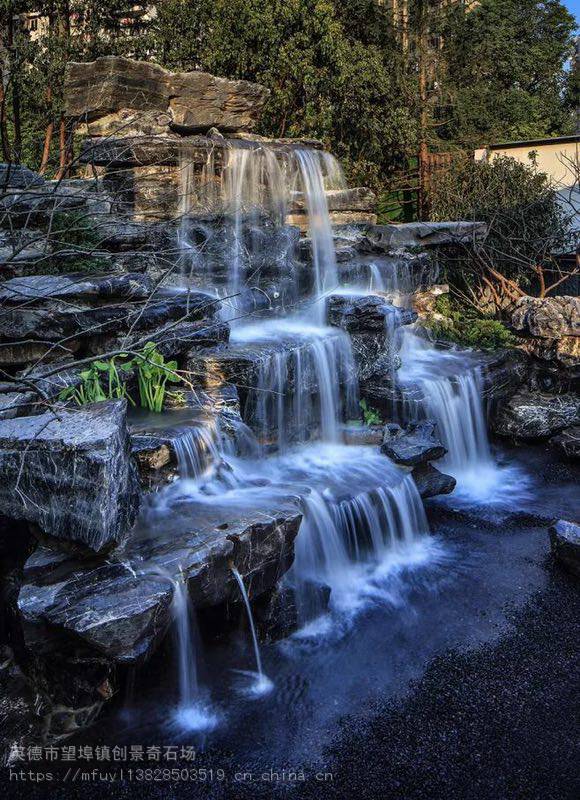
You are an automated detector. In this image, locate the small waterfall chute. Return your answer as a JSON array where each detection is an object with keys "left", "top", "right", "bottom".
[
  {"left": 171, "top": 577, "right": 219, "bottom": 732},
  {"left": 231, "top": 566, "right": 274, "bottom": 697}
]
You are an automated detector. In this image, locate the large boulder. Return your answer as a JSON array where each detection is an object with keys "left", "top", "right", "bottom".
[
  {"left": 511, "top": 295, "right": 579, "bottom": 369},
  {"left": 512, "top": 295, "right": 579, "bottom": 339},
  {"left": 549, "top": 520, "right": 580, "bottom": 578},
  {"left": 64, "top": 56, "right": 269, "bottom": 134},
  {"left": 0, "top": 400, "right": 139, "bottom": 554},
  {"left": 492, "top": 391, "right": 580, "bottom": 441},
  {"left": 412, "top": 463, "right": 456, "bottom": 499},
  {"left": 327, "top": 293, "right": 416, "bottom": 380},
  {"left": 18, "top": 506, "right": 302, "bottom": 662},
  {"left": 169, "top": 71, "right": 270, "bottom": 133},
  {"left": 0, "top": 284, "right": 215, "bottom": 343},
  {"left": 381, "top": 421, "right": 446, "bottom": 467}
]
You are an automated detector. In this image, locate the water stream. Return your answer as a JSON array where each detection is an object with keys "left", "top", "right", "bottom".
[{"left": 231, "top": 567, "right": 274, "bottom": 697}]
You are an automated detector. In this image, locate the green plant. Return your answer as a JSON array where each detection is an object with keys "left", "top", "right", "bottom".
[
  {"left": 429, "top": 316, "right": 515, "bottom": 351},
  {"left": 133, "top": 342, "right": 181, "bottom": 413},
  {"left": 58, "top": 356, "right": 134, "bottom": 406},
  {"left": 359, "top": 399, "right": 383, "bottom": 427}
]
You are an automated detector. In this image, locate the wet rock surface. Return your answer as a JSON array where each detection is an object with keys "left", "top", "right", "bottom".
[
  {"left": 381, "top": 420, "right": 446, "bottom": 467},
  {"left": 493, "top": 391, "right": 580, "bottom": 440},
  {"left": 17, "top": 506, "right": 302, "bottom": 663},
  {"left": 412, "top": 463, "right": 456, "bottom": 498},
  {"left": 549, "top": 520, "right": 580, "bottom": 578},
  {"left": 0, "top": 400, "right": 139, "bottom": 554}
]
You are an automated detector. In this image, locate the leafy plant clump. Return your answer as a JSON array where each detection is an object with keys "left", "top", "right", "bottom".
[
  {"left": 430, "top": 295, "right": 516, "bottom": 351},
  {"left": 359, "top": 399, "right": 383, "bottom": 427},
  {"left": 59, "top": 344, "right": 181, "bottom": 412},
  {"left": 134, "top": 342, "right": 181, "bottom": 413},
  {"left": 58, "top": 357, "right": 134, "bottom": 406}
]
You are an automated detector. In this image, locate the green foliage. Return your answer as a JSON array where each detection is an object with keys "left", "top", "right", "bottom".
[
  {"left": 134, "top": 342, "right": 181, "bottom": 413},
  {"left": 430, "top": 155, "right": 572, "bottom": 297},
  {"left": 429, "top": 295, "right": 515, "bottom": 351},
  {"left": 359, "top": 398, "right": 383, "bottom": 427},
  {"left": 58, "top": 356, "right": 134, "bottom": 406},
  {"left": 58, "top": 345, "right": 182, "bottom": 412},
  {"left": 438, "top": 0, "right": 576, "bottom": 147}
]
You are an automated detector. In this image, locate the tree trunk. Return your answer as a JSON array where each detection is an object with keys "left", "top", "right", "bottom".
[
  {"left": 55, "top": 115, "right": 67, "bottom": 180},
  {"left": 38, "top": 88, "right": 54, "bottom": 175}
]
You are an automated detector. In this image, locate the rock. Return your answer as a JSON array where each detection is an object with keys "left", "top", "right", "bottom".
[
  {"left": 412, "top": 285, "right": 449, "bottom": 319},
  {"left": 64, "top": 56, "right": 269, "bottom": 133},
  {"left": 18, "top": 506, "right": 302, "bottom": 662},
  {"left": 0, "top": 272, "right": 154, "bottom": 304},
  {"left": 357, "top": 221, "right": 487, "bottom": 251},
  {"left": 327, "top": 293, "right": 416, "bottom": 380},
  {"left": 551, "top": 426, "right": 580, "bottom": 461},
  {"left": 492, "top": 391, "right": 580, "bottom": 441},
  {"left": 511, "top": 295, "right": 579, "bottom": 369},
  {"left": 481, "top": 349, "right": 530, "bottom": 406},
  {"left": 0, "top": 286, "right": 215, "bottom": 342},
  {"left": 0, "top": 163, "right": 44, "bottom": 189},
  {"left": 412, "top": 463, "right": 457, "bottom": 499},
  {"left": 140, "top": 318, "right": 229, "bottom": 359},
  {"left": 64, "top": 57, "right": 172, "bottom": 120},
  {"left": 169, "top": 71, "right": 269, "bottom": 133},
  {"left": 0, "top": 390, "right": 38, "bottom": 420},
  {"left": 549, "top": 520, "right": 580, "bottom": 578},
  {"left": 512, "top": 295, "right": 579, "bottom": 339},
  {"left": 18, "top": 559, "right": 174, "bottom": 662},
  {"left": 0, "top": 400, "right": 139, "bottom": 554},
  {"left": 381, "top": 421, "right": 447, "bottom": 467},
  {"left": 291, "top": 187, "right": 376, "bottom": 214}
]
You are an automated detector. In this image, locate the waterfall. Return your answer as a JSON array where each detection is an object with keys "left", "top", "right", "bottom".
[
  {"left": 397, "top": 330, "right": 494, "bottom": 480},
  {"left": 235, "top": 325, "right": 358, "bottom": 449},
  {"left": 294, "top": 149, "right": 339, "bottom": 311},
  {"left": 170, "top": 422, "right": 222, "bottom": 480},
  {"left": 172, "top": 578, "right": 218, "bottom": 732},
  {"left": 291, "top": 471, "right": 429, "bottom": 622},
  {"left": 231, "top": 567, "right": 273, "bottom": 696}
]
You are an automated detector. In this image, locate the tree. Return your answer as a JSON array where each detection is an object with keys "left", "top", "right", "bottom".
[
  {"left": 430, "top": 155, "right": 577, "bottom": 311},
  {"left": 438, "top": 0, "right": 577, "bottom": 148}
]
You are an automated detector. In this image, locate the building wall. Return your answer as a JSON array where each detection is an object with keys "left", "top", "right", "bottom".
[{"left": 474, "top": 138, "right": 580, "bottom": 189}]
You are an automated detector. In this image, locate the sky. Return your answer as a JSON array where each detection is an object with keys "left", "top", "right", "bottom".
[{"left": 563, "top": 0, "right": 580, "bottom": 25}]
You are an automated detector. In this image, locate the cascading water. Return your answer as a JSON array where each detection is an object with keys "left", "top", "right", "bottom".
[
  {"left": 232, "top": 323, "right": 358, "bottom": 449},
  {"left": 231, "top": 567, "right": 273, "bottom": 696},
  {"left": 171, "top": 578, "right": 218, "bottom": 732},
  {"left": 169, "top": 138, "right": 435, "bottom": 640},
  {"left": 170, "top": 422, "right": 222, "bottom": 480}
]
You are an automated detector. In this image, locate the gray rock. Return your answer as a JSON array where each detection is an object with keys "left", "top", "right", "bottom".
[
  {"left": 358, "top": 221, "right": 487, "bottom": 251},
  {"left": 512, "top": 295, "right": 579, "bottom": 339},
  {"left": 549, "top": 520, "right": 580, "bottom": 578},
  {"left": 18, "top": 506, "right": 302, "bottom": 662},
  {"left": 0, "top": 272, "right": 154, "bottom": 304},
  {"left": 551, "top": 426, "right": 580, "bottom": 461},
  {"left": 65, "top": 56, "right": 269, "bottom": 133},
  {"left": 493, "top": 391, "right": 580, "bottom": 441},
  {"left": 412, "top": 463, "right": 457, "bottom": 499},
  {"left": 0, "top": 163, "right": 44, "bottom": 189},
  {"left": 18, "top": 560, "right": 174, "bottom": 662},
  {"left": 65, "top": 57, "right": 172, "bottom": 119},
  {"left": 0, "top": 287, "right": 215, "bottom": 342},
  {"left": 0, "top": 400, "right": 139, "bottom": 554},
  {"left": 381, "top": 420, "right": 447, "bottom": 467}
]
